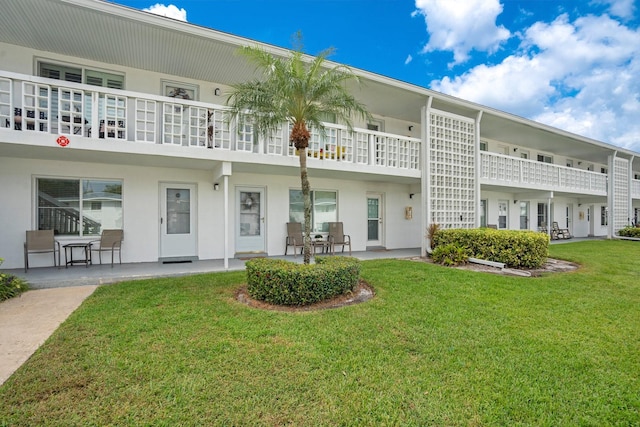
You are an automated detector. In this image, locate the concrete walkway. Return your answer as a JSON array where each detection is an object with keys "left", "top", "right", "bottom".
[{"left": 0, "top": 285, "right": 97, "bottom": 385}]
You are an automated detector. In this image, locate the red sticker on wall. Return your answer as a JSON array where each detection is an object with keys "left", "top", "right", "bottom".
[{"left": 56, "top": 136, "right": 70, "bottom": 147}]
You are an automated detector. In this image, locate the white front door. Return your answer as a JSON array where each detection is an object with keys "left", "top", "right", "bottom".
[
  {"left": 498, "top": 200, "right": 509, "bottom": 229},
  {"left": 519, "top": 201, "right": 530, "bottom": 230},
  {"left": 566, "top": 205, "right": 573, "bottom": 233},
  {"left": 236, "top": 187, "right": 266, "bottom": 253},
  {"left": 160, "top": 183, "right": 197, "bottom": 259},
  {"left": 367, "top": 194, "right": 383, "bottom": 246}
]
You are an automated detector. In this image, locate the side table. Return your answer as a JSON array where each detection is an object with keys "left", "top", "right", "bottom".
[
  {"left": 64, "top": 243, "right": 92, "bottom": 268},
  {"left": 312, "top": 239, "right": 331, "bottom": 255}
]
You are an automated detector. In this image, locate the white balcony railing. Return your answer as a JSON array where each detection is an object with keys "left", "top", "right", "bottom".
[
  {"left": 0, "top": 71, "right": 421, "bottom": 172},
  {"left": 632, "top": 179, "right": 640, "bottom": 199},
  {"left": 480, "top": 151, "right": 608, "bottom": 195}
]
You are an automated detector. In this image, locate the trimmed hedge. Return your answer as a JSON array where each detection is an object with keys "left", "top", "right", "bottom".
[
  {"left": 246, "top": 256, "right": 361, "bottom": 306},
  {"left": 0, "top": 258, "right": 29, "bottom": 302},
  {"left": 432, "top": 228, "right": 549, "bottom": 269},
  {"left": 617, "top": 226, "right": 640, "bottom": 238}
]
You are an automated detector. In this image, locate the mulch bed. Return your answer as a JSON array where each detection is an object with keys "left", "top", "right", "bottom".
[{"left": 235, "top": 280, "right": 374, "bottom": 312}]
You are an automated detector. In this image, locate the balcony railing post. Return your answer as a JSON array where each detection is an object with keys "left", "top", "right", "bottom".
[{"left": 368, "top": 134, "right": 374, "bottom": 166}]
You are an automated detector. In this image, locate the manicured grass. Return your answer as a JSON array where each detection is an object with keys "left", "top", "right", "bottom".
[{"left": 1, "top": 240, "right": 639, "bottom": 426}]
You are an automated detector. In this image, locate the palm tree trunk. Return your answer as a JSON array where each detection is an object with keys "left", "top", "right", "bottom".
[{"left": 298, "top": 147, "right": 312, "bottom": 264}]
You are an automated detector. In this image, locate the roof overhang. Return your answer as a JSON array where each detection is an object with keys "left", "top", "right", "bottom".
[{"left": 0, "top": 0, "right": 637, "bottom": 166}]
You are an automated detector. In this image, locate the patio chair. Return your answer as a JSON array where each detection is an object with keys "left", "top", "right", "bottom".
[
  {"left": 552, "top": 222, "right": 572, "bottom": 239},
  {"left": 90, "top": 229, "right": 123, "bottom": 267},
  {"left": 328, "top": 222, "right": 352, "bottom": 255},
  {"left": 24, "top": 230, "right": 60, "bottom": 272},
  {"left": 285, "top": 222, "right": 304, "bottom": 257}
]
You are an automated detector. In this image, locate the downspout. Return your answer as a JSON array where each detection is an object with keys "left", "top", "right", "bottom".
[
  {"left": 475, "top": 110, "right": 483, "bottom": 229},
  {"left": 547, "top": 192, "right": 553, "bottom": 240},
  {"left": 223, "top": 174, "right": 229, "bottom": 270},
  {"left": 607, "top": 151, "right": 617, "bottom": 239},
  {"left": 422, "top": 97, "right": 433, "bottom": 255},
  {"left": 629, "top": 155, "right": 635, "bottom": 227}
]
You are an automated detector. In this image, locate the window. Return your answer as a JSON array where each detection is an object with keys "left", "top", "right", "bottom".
[
  {"left": 480, "top": 199, "right": 487, "bottom": 227},
  {"left": 601, "top": 167, "right": 608, "bottom": 174},
  {"left": 367, "top": 118, "right": 384, "bottom": 132},
  {"left": 520, "top": 150, "right": 529, "bottom": 159},
  {"left": 601, "top": 206, "right": 608, "bottom": 226},
  {"left": 566, "top": 159, "right": 574, "bottom": 168},
  {"left": 36, "top": 178, "right": 122, "bottom": 236},
  {"left": 162, "top": 80, "right": 198, "bottom": 101},
  {"left": 537, "top": 154, "right": 553, "bottom": 164},
  {"left": 479, "top": 141, "right": 488, "bottom": 151},
  {"left": 289, "top": 190, "right": 337, "bottom": 233},
  {"left": 38, "top": 62, "right": 124, "bottom": 89}
]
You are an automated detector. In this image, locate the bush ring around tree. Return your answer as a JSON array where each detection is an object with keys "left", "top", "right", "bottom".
[{"left": 245, "top": 256, "right": 361, "bottom": 306}]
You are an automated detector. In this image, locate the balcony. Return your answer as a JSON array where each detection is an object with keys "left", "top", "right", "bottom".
[
  {"left": 632, "top": 179, "right": 640, "bottom": 199},
  {"left": 0, "top": 71, "right": 421, "bottom": 175},
  {"left": 480, "top": 151, "right": 608, "bottom": 196}
]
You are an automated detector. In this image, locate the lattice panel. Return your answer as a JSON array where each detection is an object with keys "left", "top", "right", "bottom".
[
  {"left": 187, "top": 106, "right": 209, "bottom": 148},
  {"left": 22, "top": 82, "right": 51, "bottom": 133},
  {"left": 209, "top": 109, "right": 230, "bottom": 149},
  {"left": 612, "top": 157, "right": 629, "bottom": 231},
  {"left": 0, "top": 78, "right": 11, "bottom": 129},
  {"left": 235, "top": 114, "right": 255, "bottom": 152},
  {"left": 354, "top": 132, "right": 368, "bottom": 164},
  {"left": 266, "top": 124, "right": 284, "bottom": 155},
  {"left": 135, "top": 99, "right": 156, "bottom": 142},
  {"left": 58, "top": 88, "right": 85, "bottom": 136},
  {"left": 340, "top": 131, "right": 355, "bottom": 162},
  {"left": 101, "top": 94, "right": 126, "bottom": 140},
  {"left": 428, "top": 109, "right": 476, "bottom": 229},
  {"left": 162, "top": 102, "right": 184, "bottom": 145}
]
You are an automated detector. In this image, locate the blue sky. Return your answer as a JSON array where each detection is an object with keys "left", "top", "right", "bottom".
[{"left": 114, "top": 0, "right": 640, "bottom": 152}]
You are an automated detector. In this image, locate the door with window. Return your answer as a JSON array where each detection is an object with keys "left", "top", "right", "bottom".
[
  {"left": 480, "top": 199, "right": 487, "bottom": 227},
  {"left": 498, "top": 200, "right": 508, "bottom": 229},
  {"left": 367, "top": 194, "right": 383, "bottom": 246},
  {"left": 160, "top": 183, "right": 197, "bottom": 259},
  {"left": 565, "top": 205, "right": 573, "bottom": 234},
  {"left": 519, "top": 201, "right": 530, "bottom": 230},
  {"left": 236, "top": 187, "right": 265, "bottom": 253}
]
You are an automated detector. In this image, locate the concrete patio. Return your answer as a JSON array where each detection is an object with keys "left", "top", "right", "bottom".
[{"left": 6, "top": 248, "right": 422, "bottom": 289}]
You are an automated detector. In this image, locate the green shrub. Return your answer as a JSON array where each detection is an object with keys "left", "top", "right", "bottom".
[
  {"left": 617, "top": 226, "right": 640, "bottom": 238},
  {"left": 0, "top": 258, "right": 29, "bottom": 302},
  {"left": 432, "top": 228, "right": 549, "bottom": 269},
  {"left": 431, "top": 244, "right": 469, "bottom": 266},
  {"left": 246, "top": 256, "right": 361, "bottom": 306}
]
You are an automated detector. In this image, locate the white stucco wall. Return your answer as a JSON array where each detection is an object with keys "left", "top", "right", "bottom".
[{"left": 0, "top": 157, "right": 422, "bottom": 269}]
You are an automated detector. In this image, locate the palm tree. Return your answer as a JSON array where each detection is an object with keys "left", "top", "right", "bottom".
[{"left": 227, "top": 41, "right": 370, "bottom": 264}]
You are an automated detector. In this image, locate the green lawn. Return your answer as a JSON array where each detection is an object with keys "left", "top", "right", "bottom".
[{"left": 1, "top": 240, "right": 639, "bottom": 426}]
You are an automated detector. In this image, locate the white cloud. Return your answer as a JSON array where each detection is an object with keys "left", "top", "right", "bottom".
[
  {"left": 405, "top": 54, "right": 413, "bottom": 65},
  {"left": 430, "top": 13, "right": 640, "bottom": 151},
  {"left": 143, "top": 3, "right": 187, "bottom": 21},
  {"left": 595, "top": 0, "right": 636, "bottom": 19},
  {"left": 414, "top": 0, "right": 510, "bottom": 65}
]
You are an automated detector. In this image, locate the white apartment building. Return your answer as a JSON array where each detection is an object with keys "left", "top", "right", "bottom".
[{"left": 1, "top": 0, "right": 639, "bottom": 269}]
